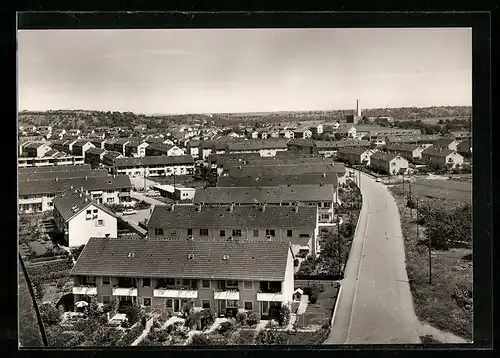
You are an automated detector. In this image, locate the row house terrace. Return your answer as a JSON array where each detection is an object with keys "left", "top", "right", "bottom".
[
  {"left": 337, "top": 147, "right": 378, "bottom": 166},
  {"left": 113, "top": 155, "right": 195, "bottom": 177},
  {"left": 193, "top": 184, "right": 339, "bottom": 226},
  {"left": 421, "top": 148, "right": 465, "bottom": 169},
  {"left": 385, "top": 144, "right": 425, "bottom": 162},
  {"left": 18, "top": 154, "right": 84, "bottom": 168},
  {"left": 70, "top": 237, "right": 294, "bottom": 319},
  {"left": 224, "top": 140, "right": 288, "bottom": 157},
  {"left": 18, "top": 173, "right": 132, "bottom": 213},
  {"left": 147, "top": 203, "right": 319, "bottom": 257},
  {"left": 369, "top": 152, "right": 409, "bottom": 175}
]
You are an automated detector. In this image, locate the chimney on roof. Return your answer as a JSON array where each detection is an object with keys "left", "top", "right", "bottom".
[
  {"left": 55, "top": 177, "right": 58, "bottom": 181},
  {"left": 197, "top": 203, "right": 202, "bottom": 212},
  {"left": 171, "top": 202, "right": 176, "bottom": 211},
  {"left": 261, "top": 202, "right": 267, "bottom": 212},
  {"left": 229, "top": 202, "right": 235, "bottom": 212}
]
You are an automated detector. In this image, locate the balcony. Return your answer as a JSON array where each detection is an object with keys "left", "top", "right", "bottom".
[
  {"left": 112, "top": 287, "right": 138, "bottom": 297},
  {"left": 73, "top": 285, "right": 97, "bottom": 296},
  {"left": 213, "top": 289, "right": 240, "bottom": 300},
  {"left": 153, "top": 288, "right": 198, "bottom": 299},
  {"left": 256, "top": 292, "right": 285, "bottom": 302}
]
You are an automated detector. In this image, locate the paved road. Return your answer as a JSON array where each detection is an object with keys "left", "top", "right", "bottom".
[
  {"left": 326, "top": 171, "right": 421, "bottom": 344},
  {"left": 130, "top": 191, "right": 167, "bottom": 207}
]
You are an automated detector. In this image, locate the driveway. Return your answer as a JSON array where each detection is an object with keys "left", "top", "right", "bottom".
[
  {"left": 326, "top": 171, "right": 421, "bottom": 344},
  {"left": 119, "top": 209, "right": 151, "bottom": 226},
  {"left": 130, "top": 191, "right": 167, "bottom": 207}
]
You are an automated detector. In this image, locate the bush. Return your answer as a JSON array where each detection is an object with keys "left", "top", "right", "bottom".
[
  {"left": 278, "top": 305, "right": 291, "bottom": 327},
  {"left": 229, "top": 329, "right": 255, "bottom": 345},
  {"left": 462, "top": 253, "right": 472, "bottom": 261},
  {"left": 121, "top": 320, "right": 131, "bottom": 328},
  {"left": 32, "top": 279, "right": 44, "bottom": 300},
  {"left": 218, "top": 321, "right": 234, "bottom": 335},
  {"left": 141, "top": 316, "right": 147, "bottom": 328},
  {"left": 125, "top": 305, "right": 142, "bottom": 325},
  {"left": 157, "top": 311, "right": 169, "bottom": 323},
  {"left": 294, "top": 258, "right": 299, "bottom": 267},
  {"left": 255, "top": 328, "right": 289, "bottom": 345},
  {"left": 71, "top": 245, "right": 85, "bottom": 260},
  {"left": 247, "top": 312, "right": 260, "bottom": 326},
  {"left": 190, "top": 333, "right": 210, "bottom": 346},
  {"left": 236, "top": 311, "right": 248, "bottom": 325},
  {"left": 40, "top": 303, "right": 62, "bottom": 326},
  {"left": 157, "top": 329, "right": 170, "bottom": 342},
  {"left": 102, "top": 303, "right": 113, "bottom": 314},
  {"left": 56, "top": 277, "right": 67, "bottom": 289},
  {"left": 202, "top": 308, "right": 216, "bottom": 329},
  {"left": 118, "top": 324, "right": 144, "bottom": 346}
]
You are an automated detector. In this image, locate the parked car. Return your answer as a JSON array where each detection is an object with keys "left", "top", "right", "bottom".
[
  {"left": 146, "top": 190, "right": 161, "bottom": 197},
  {"left": 122, "top": 209, "right": 137, "bottom": 215},
  {"left": 376, "top": 178, "right": 381, "bottom": 182}
]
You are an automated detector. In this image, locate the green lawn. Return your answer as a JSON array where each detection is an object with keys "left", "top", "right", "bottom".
[
  {"left": 18, "top": 264, "right": 44, "bottom": 347},
  {"left": 297, "top": 283, "right": 339, "bottom": 328}
]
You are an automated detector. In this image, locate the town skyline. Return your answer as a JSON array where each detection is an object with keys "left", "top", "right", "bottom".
[{"left": 18, "top": 28, "right": 472, "bottom": 115}]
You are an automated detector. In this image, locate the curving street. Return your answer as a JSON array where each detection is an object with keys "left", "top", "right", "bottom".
[{"left": 326, "top": 171, "right": 421, "bottom": 344}]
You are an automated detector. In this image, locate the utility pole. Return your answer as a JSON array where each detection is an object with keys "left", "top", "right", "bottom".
[
  {"left": 337, "top": 214, "right": 341, "bottom": 277},
  {"left": 428, "top": 222, "right": 432, "bottom": 285},
  {"left": 408, "top": 179, "right": 412, "bottom": 214},
  {"left": 416, "top": 197, "right": 419, "bottom": 240},
  {"left": 402, "top": 172, "right": 405, "bottom": 199}
]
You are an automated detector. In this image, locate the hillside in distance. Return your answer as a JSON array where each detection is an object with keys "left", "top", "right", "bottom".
[{"left": 18, "top": 106, "right": 471, "bottom": 130}]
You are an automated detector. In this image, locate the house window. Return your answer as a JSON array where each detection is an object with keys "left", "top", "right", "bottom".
[
  {"left": 232, "top": 229, "right": 242, "bottom": 237},
  {"left": 226, "top": 300, "right": 238, "bottom": 308},
  {"left": 107, "top": 198, "right": 114, "bottom": 204},
  {"left": 102, "top": 295, "right": 111, "bottom": 304},
  {"left": 143, "top": 298, "right": 151, "bottom": 307},
  {"left": 143, "top": 278, "right": 151, "bottom": 287},
  {"left": 96, "top": 219, "right": 104, "bottom": 227},
  {"left": 253, "top": 229, "right": 259, "bottom": 237},
  {"left": 200, "top": 229, "right": 208, "bottom": 236},
  {"left": 243, "top": 281, "right": 253, "bottom": 290},
  {"left": 266, "top": 229, "right": 275, "bottom": 237},
  {"left": 269, "top": 281, "right": 282, "bottom": 292},
  {"left": 287, "top": 230, "right": 292, "bottom": 237},
  {"left": 93, "top": 209, "right": 98, "bottom": 214},
  {"left": 102, "top": 276, "right": 110, "bottom": 285},
  {"left": 86, "top": 209, "right": 92, "bottom": 215},
  {"left": 170, "top": 231, "right": 176, "bottom": 237},
  {"left": 244, "top": 301, "right": 253, "bottom": 311},
  {"left": 155, "top": 228, "right": 164, "bottom": 236},
  {"left": 226, "top": 280, "right": 238, "bottom": 288},
  {"left": 202, "top": 300, "right": 211, "bottom": 309},
  {"left": 187, "top": 228, "right": 193, "bottom": 236},
  {"left": 202, "top": 280, "right": 211, "bottom": 289},
  {"left": 219, "top": 230, "right": 226, "bottom": 237},
  {"left": 183, "top": 279, "right": 191, "bottom": 286}
]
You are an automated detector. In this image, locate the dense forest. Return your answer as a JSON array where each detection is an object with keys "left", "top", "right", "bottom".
[{"left": 18, "top": 106, "right": 471, "bottom": 131}]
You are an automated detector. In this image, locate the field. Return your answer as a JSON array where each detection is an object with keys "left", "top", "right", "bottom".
[
  {"left": 396, "top": 116, "right": 470, "bottom": 124},
  {"left": 409, "top": 179, "right": 472, "bottom": 203},
  {"left": 389, "top": 188, "right": 472, "bottom": 342}
]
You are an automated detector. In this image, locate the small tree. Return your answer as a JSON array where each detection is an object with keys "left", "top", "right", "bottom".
[
  {"left": 125, "top": 305, "right": 142, "bottom": 325},
  {"left": 278, "top": 305, "right": 291, "bottom": 327},
  {"left": 256, "top": 327, "right": 289, "bottom": 345},
  {"left": 190, "top": 333, "right": 210, "bottom": 346},
  {"left": 40, "top": 303, "right": 62, "bottom": 326},
  {"left": 71, "top": 245, "right": 85, "bottom": 260},
  {"left": 247, "top": 312, "right": 260, "bottom": 326}
]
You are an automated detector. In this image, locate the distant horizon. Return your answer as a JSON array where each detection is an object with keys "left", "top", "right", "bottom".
[
  {"left": 18, "top": 28, "right": 472, "bottom": 114},
  {"left": 18, "top": 103, "right": 472, "bottom": 117}
]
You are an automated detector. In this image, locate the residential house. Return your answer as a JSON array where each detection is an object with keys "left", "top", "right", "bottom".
[
  {"left": 278, "top": 129, "right": 295, "bottom": 139},
  {"left": 421, "top": 148, "right": 464, "bottom": 169},
  {"left": 70, "top": 237, "right": 294, "bottom": 318},
  {"left": 102, "top": 151, "right": 124, "bottom": 167},
  {"left": 385, "top": 144, "right": 425, "bottom": 162},
  {"left": 225, "top": 140, "right": 288, "bottom": 157},
  {"left": 145, "top": 143, "right": 185, "bottom": 157},
  {"left": 148, "top": 203, "right": 319, "bottom": 256},
  {"left": 124, "top": 141, "right": 149, "bottom": 157},
  {"left": 217, "top": 173, "right": 340, "bottom": 188},
  {"left": 322, "top": 122, "right": 340, "bottom": 135},
  {"left": 457, "top": 140, "right": 471, "bottom": 159},
  {"left": 335, "top": 124, "right": 357, "bottom": 139},
  {"left": 62, "top": 139, "right": 79, "bottom": 155},
  {"left": 337, "top": 148, "right": 378, "bottom": 166},
  {"left": 18, "top": 154, "right": 85, "bottom": 169},
  {"left": 432, "top": 138, "right": 460, "bottom": 151},
  {"left": 111, "top": 138, "right": 131, "bottom": 156},
  {"left": 199, "top": 141, "right": 228, "bottom": 160},
  {"left": 286, "top": 139, "right": 316, "bottom": 155},
  {"left": 53, "top": 187, "right": 117, "bottom": 247},
  {"left": 193, "top": 184, "right": 338, "bottom": 225},
  {"left": 354, "top": 126, "right": 421, "bottom": 140},
  {"left": 113, "top": 155, "right": 195, "bottom": 177},
  {"left": 385, "top": 135, "right": 442, "bottom": 147},
  {"left": 85, "top": 148, "right": 108, "bottom": 166},
  {"left": 89, "top": 138, "right": 107, "bottom": 149},
  {"left": 293, "top": 127, "right": 313, "bottom": 139},
  {"left": 103, "top": 139, "right": 118, "bottom": 152},
  {"left": 449, "top": 131, "right": 471, "bottom": 141},
  {"left": 71, "top": 140, "right": 96, "bottom": 158},
  {"left": 186, "top": 140, "right": 200, "bottom": 159},
  {"left": 22, "top": 142, "right": 52, "bottom": 158},
  {"left": 18, "top": 172, "right": 131, "bottom": 213},
  {"left": 150, "top": 184, "right": 196, "bottom": 202},
  {"left": 369, "top": 152, "right": 409, "bottom": 175}
]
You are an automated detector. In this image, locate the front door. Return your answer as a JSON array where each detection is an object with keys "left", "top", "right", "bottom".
[
  {"left": 173, "top": 299, "right": 180, "bottom": 312},
  {"left": 261, "top": 301, "right": 269, "bottom": 317}
]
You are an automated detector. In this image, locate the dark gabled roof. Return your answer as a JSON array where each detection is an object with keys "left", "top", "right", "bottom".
[
  {"left": 370, "top": 152, "right": 401, "bottom": 162},
  {"left": 18, "top": 164, "right": 91, "bottom": 174},
  {"left": 89, "top": 138, "right": 107, "bottom": 145},
  {"left": 422, "top": 147, "right": 456, "bottom": 157},
  {"left": 49, "top": 139, "right": 66, "bottom": 146},
  {"left": 86, "top": 148, "right": 107, "bottom": 156},
  {"left": 19, "top": 169, "right": 109, "bottom": 182},
  {"left": 220, "top": 156, "right": 332, "bottom": 169},
  {"left": 217, "top": 173, "right": 339, "bottom": 187},
  {"left": 450, "top": 131, "right": 471, "bottom": 137},
  {"left": 200, "top": 140, "right": 228, "bottom": 149},
  {"left": 19, "top": 175, "right": 132, "bottom": 196},
  {"left": 24, "top": 142, "right": 48, "bottom": 149},
  {"left": 386, "top": 135, "right": 442, "bottom": 143},
  {"left": 102, "top": 151, "right": 123, "bottom": 161},
  {"left": 71, "top": 237, "right": 291, "bottom": 281},
  {"left": 72, "top": 140, "right": 94, "bottom": 148},
  {"left": 114, "top": 155, "right": 194, "bottom": 168},
  {"left": 287, "top": 139, "right": 316, "bottom": 147},
  {"left": 314, "top": 140, "right": 370, "bottom": 149},
  {"left": 113, "top": 138, "right": 131, "bottom": 145},
  {"left": 146, "top": 143, "right": 176, "bottom": 153},
  {"left": 148, "top": 204, "right": 317, "bottom": 230},
  {"left": 125, "top": 140, "right": 148, "bottom": 149},
  {"left": 225, "top": 140, "right": 288, "bottom": 151},
  {"left": 53, "top": 187, "right": 116, "bottom": 222},
  {"left": 44, "top": 149, "right": 59, "bottom": 157},
  {"left": 385, "top": 144, "right": 421, "bottom": 152},
  {"left": 225, "top": 162, "right": 346, "bottom": 177},
  {"left": 338, "top": 147, "right": 373, "bottom": 156},
  {"left": 193, "top": 184, "right": 335, "bottom": 204},
  {"left": 457, "top": 140, "right": 471, "bottom": 153},
  {"left": 432, "top": 138, "right": 457, "bottom": 148}
]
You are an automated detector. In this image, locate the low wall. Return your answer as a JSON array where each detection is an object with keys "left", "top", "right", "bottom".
[{"left": 294, "top": 279, "right": 339, "bottom": 290}]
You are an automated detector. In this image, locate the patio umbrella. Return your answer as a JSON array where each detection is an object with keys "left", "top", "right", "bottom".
[{"left": 75, "top": 301, "right": 89, "bottom": 308}]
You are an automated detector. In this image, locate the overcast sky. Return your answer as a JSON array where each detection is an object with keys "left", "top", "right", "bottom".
[{"left": 18, "top": 28, "right": 472, "bottom": 114}]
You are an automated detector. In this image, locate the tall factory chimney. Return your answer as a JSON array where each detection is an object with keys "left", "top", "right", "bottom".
[{"left": 356, "top": 99, "right": 361, "bottom": 117}]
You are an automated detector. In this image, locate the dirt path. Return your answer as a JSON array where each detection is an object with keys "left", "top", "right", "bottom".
[{"left": 417, "top": 322, "right": 470, "bottom": 344}]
